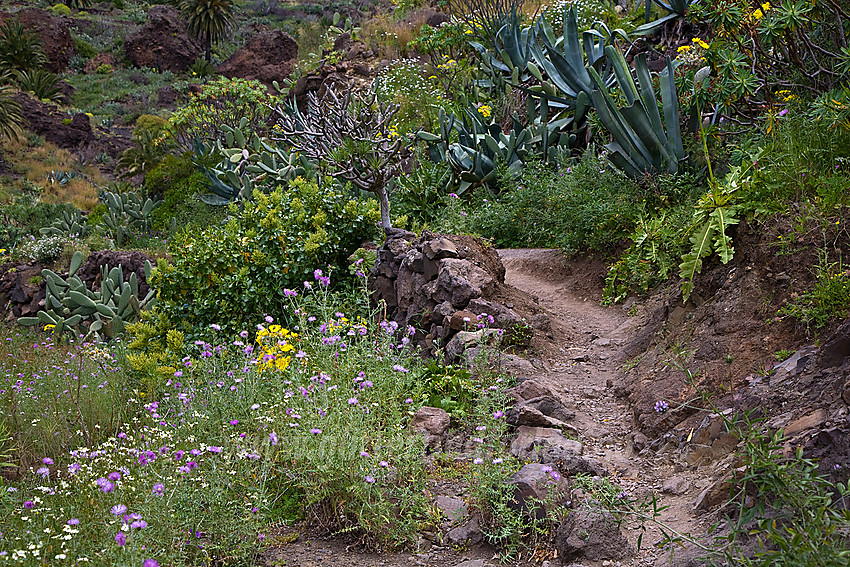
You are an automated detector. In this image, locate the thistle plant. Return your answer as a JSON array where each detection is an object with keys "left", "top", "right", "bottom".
[{"left": 272, "top": 88, "right": 405, "bottom": 234}]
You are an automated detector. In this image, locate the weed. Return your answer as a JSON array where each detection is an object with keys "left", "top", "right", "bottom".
[{"left": 778, "top": 252, "right": 850, "bottom": 333}]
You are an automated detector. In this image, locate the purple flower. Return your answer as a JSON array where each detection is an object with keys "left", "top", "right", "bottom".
[
  {"left": 67, "top": 518, "right": 80, "bottom": 525},
  {"left": 404, "top": 398, "right": 413, "bottom": 404},
  {"left": 144, "top": 560, "right": 160, "bottom": 567},
  {"left": 347, "top": 397, "right": 358, "bottom": 405},
  {"left": 210, "top": 324, "right": 221, "bottom": 331},
  {"left": 365, "top": 475, "right": 375, "bottom": 483},
  {"left": 283, "top": 289, "right": 297, "bottom": 297},
  {"left": 102, "top": 482, "right": 115, "bottom": 493},
  {"left": 655, "top": 400, "right": 669, "bottom": 414},
  {"left": 115, "top": 532, "right": 126, "bottom": 546},
  {"left": 778, "top": 108, "right": 789, "bottom": 116},
  {"left": 174, "top": 371, "right": 183, "bottom": 378},
  {"left": 310, "top": 428, "right": 322, "bottom": 434},
  {"left": 230, "top": 419, "right": 239, "bottom": 426},
  {"left": 42, "top": 457, "right": 53, "bottom": 465},
  {"left": 108, "top": 471, "right": 121, "bottom": 481},
  {"left": 493, "top": 411, "right": 504, "bottom": 419},
  {"left": 265, "top": 315, "right": 274, "bottom": 323},
  {"left": 68, "top": 463, "right": 81, "bottom": 475},
  {"left": 379, "top": 460, "right": 388, "bottom": 467},
  {"left": 208, "top": 446, "right": 222, "bottom": 454},
  {"left": 393, "top": 364, "right": 409, "bottom": 373},
  {"left": 111, "top": 504, "right": 127, "bottom": 516},
  {"left": 152, "top": 483, "right": 164, "bottom": 495},
  {"left": 131, "top": 520, "right": 148, "bottom": 529},
  {"left": 269, "top": 432, "right": 278, "bottom": 446},
  {"left": 473, "top": 458, "right": 483, "bottom": 464},
  {"left": 23, "top": 500, "right": 34, "bottom": 509},
  {"left": 37, "top": 467, "right": 49, "bottom": 478},
  {"left": 303, "top": 281, "right": 312, "bottom": 289},
  {"left": 173, "top": 450, "right": 185, "bottom": 461}
]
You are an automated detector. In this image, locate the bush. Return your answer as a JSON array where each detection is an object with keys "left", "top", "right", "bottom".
[
  {"left": 373, "top": 58, "right": 443, "bottom": 133},
  {"left": 70, "top": 34, "right": 98, "bottom": 60},
  {"left": 437, "top": 156, "right": 642, "bottom": 253},
  {"left": 150, "top": 177, "right": 381, "bottom": 337},
  {"left": 132, "top": 114, "right": 169, "bottom": 139},
  {"left": 166, "top": 77, "right": 284, "bottom": 151},
  {"left": 14, "top": 234, "right": 66, "bottom": 263},
  {"left": 49, "top": 3, "right": 73, "bottom": 16},
  {"left": 145, "top": 153, "right": 225, "bottom": 231}
]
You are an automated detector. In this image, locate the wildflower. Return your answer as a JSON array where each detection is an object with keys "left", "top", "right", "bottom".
[
  {"left": 144, "top": 560, "right": 160, "bottom": 567},
  {"left": 778, "top": 109, "right": 788, "bottom": 116},
  {"left": 404, "top": 398, "right": 413, "bottom": 404},
  {"left": 284, "top": 289, "right": 297, "bottom": 297},
  {"left": 655, "top": 400, "right": 669, "bottom": 414},
  {"left": 393, "top": 364, "right": 409, "bottom": 373},
  {"left": 348, "top": 397, "right": 358, "bottom": 405},
  {"left": 493, "top": 410, "right": 504, "bottom": 419},
  {"left": 310, "top": 428, "right": 322, "bottom": 434},
  {"left": 115, "top": 532, "right": 126, "bottom": 546},
  {"left": 108, "top": 471, "right": 121, "bottom": 481},
  {"left": 269, "top": 432, "right": 278, "bottom": 446},
  {"left": 152, "top": 483, "right": 164, "bottom": 496},
  {"left": 265, "top": 315, "right": 274, "bottom": 324},
  {"left": 174, "top": 371, "right": 183, "bottom": 377},
  {"left": 692, "top": 37, "right": 709, "bottom": 49},
  {"left": 493, "top": 457, "right": 503, "bottom": 464},
  {"left": 42, "top": 457, "right": 53, "bottom": 465},
  {"left": 111, "top": 504, "right": 128, "bottom": 516},
  {"left": 230, "top": 419, "right": 239, "bottom": 426},
  {"left": 473, "top": 458, "right": 483, "bottom": 464},
  {"left": 379, "top": 461, "right": 388, "bottom": 467},
  {"left": 360, "top": 451, "right": 370, "bottom": 457},
  {"left": 37, "top": 467, "right": 49, "bottom": 478},
  {"left": 23, "top": 500, "right": 34, "bottom": 509},
  {"left": 210, "top": 324, "right": 221, "bottom": 331},
  {"left": 102, "top": 482, "right": 115, "bottom": 493},
  {"left": 365, "top": 475, "right": 375, "bottom": 483},
  {"left": 208, "top": 446, "right": 222, "bottom": 454},
  {"left": 131, "top": 520, "right": 148, "bottom": 529},
  {"left": 67, "top": 519, "right": 80, "bottom": 525}
]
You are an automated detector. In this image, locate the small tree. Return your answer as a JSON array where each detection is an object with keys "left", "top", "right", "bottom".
[
  {"left": 174, "top": 0, "right": 235, "bottom": 62},
  {"left": 272, "top": 88, "right": 405, "bottom": 234}
]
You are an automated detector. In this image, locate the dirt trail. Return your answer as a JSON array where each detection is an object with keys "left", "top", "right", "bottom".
[
  {"left": 500, "top": 249, "right": 711, "bottom": 567},
  {"left": 262, "top": 250, "right": 715, "bottom": 567}
]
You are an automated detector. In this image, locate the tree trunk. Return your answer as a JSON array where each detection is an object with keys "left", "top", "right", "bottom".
[
  {"left": 378, "top": 186, "right": 392, "bottom": 234},
  {"left": 205, "top": 34, "right": 212, "bottom": 62}
]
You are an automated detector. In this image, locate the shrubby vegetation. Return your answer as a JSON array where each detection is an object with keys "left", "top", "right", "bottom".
[{"left": 1, "top": 0, "right": 849, "bottom": 562}]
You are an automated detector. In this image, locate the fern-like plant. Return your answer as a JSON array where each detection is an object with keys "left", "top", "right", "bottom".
[
  {"left": 0, "top": 82, "right": 23, "bottom": 140},
  {"left": 13, "top": 68, "right": 63, "bottom": 102},
  {"left": 0, "top": 18, "right": 48, "bottom": 75}
]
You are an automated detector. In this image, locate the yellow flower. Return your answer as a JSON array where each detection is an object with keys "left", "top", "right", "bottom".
[
  {"left": 692, "top": 38, "right": 710, "bottom": 49},
  {"left": 752, "top": 8, "right": 763, "bottom": 19},
  {"left": 677, "top": 45, "right": 692, "bottom": 53},
  {"left": 44, "top": 324, "right": 55, "bottom": 332},
  {"left": 477, "top": 105, "right": 492, "bottom": 119}
]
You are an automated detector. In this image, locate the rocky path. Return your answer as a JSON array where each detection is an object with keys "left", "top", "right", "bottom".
[
  {"left": 260, "top": 249, "right": 715, "bottom": 567},
  {"left": 499, "top": 249, "right": 712, "bottom": 567}
]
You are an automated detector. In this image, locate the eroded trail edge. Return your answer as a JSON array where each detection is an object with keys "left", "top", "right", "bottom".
[{"left": 499, "top": 249, "right": 711, "bottom": 567}]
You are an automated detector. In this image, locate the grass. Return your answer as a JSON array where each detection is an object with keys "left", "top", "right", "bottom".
[{"left": 1, "top": 135, "right": 108, "bottom": 211}]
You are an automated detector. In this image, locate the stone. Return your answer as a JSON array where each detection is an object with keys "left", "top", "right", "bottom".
[
  {"left": 521, "top": 396, "right": 576, "bottom": 422},
  {"left": 662, "top": 476, "right": 689, "bottom": 495},
  {"left": 448, "top": 310, "right": 479, "bottom": 331},
  {"left": 554, "top": 508, "right": 632, "bottom": 561},
  {"left": 509, "top": 379, "right": 555, "bottom": 401},
  {"left": 510, "top": 426, "right": 582, "bottom": 461},
  {"left": 217, "top": 30, "right": 299, "bottom": 85},
  {"left": 125, "top": 6, "right": 202, "bottom": 73},
  {"left": 435, "top": 258, "right": 495, "bottom": 308},
  {"left": 507, "top": 405, "right": 575, "bottom": 432},
  {"left": 548, "top": 455, "right": 607, "bottom": 477},
  {"left": 467, "top": 298, "right": 522, "bottom": 329},
  {"left": 784, "top": 408, "right": 828, "bottom": 437},
  {"left": 423, "top": 237, "right": 458, "bottom": 260},
  {"left": 445, "top": 517, "right": 483, "bottom": 546},
  {"left": 506, "top": 463, "right": 570, "bottom": 519},
  {"left": 693, "top": 476, "right": 730, "bottom": 512},
  {"left": 77, "top": 251, "right": 154, "bottom": 299},
  {"left": 530, "top": 313, "right": 552, "bottom": 332},
  {"left": 434, "top": 495, "right": 468, "bottom": 524},
  {"left": 14, "top": 93, "right": 94, "bottom": 150},
  {"left": 445, "top": 330, "right": 499, "bottom": 362},
  {"left": 819, "top": 317, "right": 850, "bottom": 367},
  {"left": 410, "top": 406, "right": 450, "bottom": 436}
]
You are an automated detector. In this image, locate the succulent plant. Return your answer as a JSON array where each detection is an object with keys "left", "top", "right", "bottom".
[
  {"left": 99, "top": 189, "right": 159, "bottom": 246},
  {"left": 39, "top": 209, "right": 89, "bottom": 239},
  {"left": 17, "top": 251, "right": 156, "bottom": 340}
]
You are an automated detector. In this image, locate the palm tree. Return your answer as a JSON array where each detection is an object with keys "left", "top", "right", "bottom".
[
  {"left": 0, "top": 18, "right": 48, "bottom": 75},
  {"left": 175, "top": 0, "right": 236, "bottom": 63},
  {"left": 0, "top": 82, "right": 24, "bottom": 140}
]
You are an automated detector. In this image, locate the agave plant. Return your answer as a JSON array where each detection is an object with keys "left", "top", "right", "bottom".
[
  {"left": 588, "top": 48, "right": 684, "bottom": 177},
  {"left": 634, "top": 0, "right": 698, "bottom": 37}
]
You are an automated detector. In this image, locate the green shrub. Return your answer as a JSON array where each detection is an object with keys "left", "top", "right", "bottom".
[
  {"left": 133, "top": 114, "right": 169, "bottom": 139},
  {"left": 779, "top": 253, "right": 850, "bottom": 332},
  {"left": 150, "top": 177, "right": 381, "bottom": 337},
  {"left": 166, "top": 77, "right": 284, "bottom": 151},
  {"left": 438, "top": 156, "right": 642, "bottom": 253},
  {"left": 145, "top": 153, "right": 224, "bottom": 230},
  {"left": 0, "top": 18, "right": 48, "bottom": 75},
  {"left": 49, "top": 3, "right": 73, "bottom": 16},
  {"left": 373, "top": 58, "right": 443, "bottom": 133}
]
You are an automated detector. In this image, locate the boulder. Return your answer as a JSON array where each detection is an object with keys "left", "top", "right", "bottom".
[
  {"left": 445, "top": 517, "right": 483, "bottom": 546},
  {"left": 1, "top": 9, "right": 75, "bottom": 72},
  {"left": 125, "top": 6, "right": 202, "bottom": 73},
  {"left": 435, "top": 258, "right": 495, "bottom": 308},
  {"left": 13, "top": 93, "right": 94, "bottom": 150},
  {"left": 510, "top": 426, "right": 582, "bottom": 461},
  {"left": 410, "top": 406, "right": 450, "bottom": 451},
  {"left": 506, "top": 463, "right": 570, "bottom": 519},
  {"left": 554, "top": 508, "right": 632, "bottom": 561},
  {"left": 509, "top": 379, "right": 555, "bottom": 402},
  {"left": 217, "top": 30, "right": 298, "bottom": 85},
  {"left": 819, "top": 317, "right": 850, "bottom": 368},
  {"left": 0, "top": 263, "right": 46, "bottom": 319},
  {"left": 77, "top": 251, "right": 154, "bottom": 298}
]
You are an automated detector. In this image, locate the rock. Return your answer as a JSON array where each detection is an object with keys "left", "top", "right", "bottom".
[
  {"left": 819, "top": 317, "right": 850, "bottom": 368},
  {"left": 693, "top": 476, "right": 730, "bottom": 512},
  {"left": 156, "top": 85, "right": 180, "bottom": 107},
  {"left": 410, "top": 406, "right": 450, "bottom": 451},
  {"left": 499, "top": 353, "right": 536, "bottom": 376},
  {"left": 509, "top": 379, "right": 555, "bottom": 401},
  {"left": 13, "top": 93, "right": 94, "bottom": 150},
  {"left": 0, "top": 263, "right": 45, "bottom": 319},
  {"left": 125, "top": 6, "right": 202, "bottom": 73},
  {"left": 448, "top": 310, "right": 479, "bottom": 331},
  {"left": 554, "top": 508, "right": 632, "bottom": 561},
  {"left": 521, "top": 396, "right": 576, "bottom": 423},
  {"left": 662, "top": 476, "right": 689, "bottom": 495},
  {"left": 507, "top": 405, "right": 575, "bottom": 432},
  {"left": 425, "top": 12, "right": 451, "bottom": 27},
  {"left": 445, "top": 517, "right": 483, "bottom": 546},
  {"left": 467, "top": 298, "right": 522, "bottom": 329},
  {"left": 453, "top": 559, "right": 489, "bottom": 567},
  {"left": 506, "top": 463, "right": 570, "bottom": 519},
  {"left": 530, "top": 313, "right": 552, "bottom": 332},
  {"left": 784, "top": 408, "right": 828, "bottom": 437},
  {"left": 434, "top": 495, "right": 468, "bottom": 524},
  {"left": 1, "top": 9, "right": 75, "bottom": 73},
  {"left": 510, "top": 426, "right": 582, "bottom": 461},
  {"left": 217, "top": 30, "right": 298, "bottom": 85},
  {"left": 549, "top": 455, "right": 607, "bottom": 477},
  {"left": 423, "top": 237, "right": 458, "bottom": 260},
  {"left": 436, "top": 258, "right": 495, "bottom": 309},
  {"left": 445, "top": 330, "right": 499, "bottom": 362},
  {"left": 83, "top": 53, "right": 117, "bottom": 75}
]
